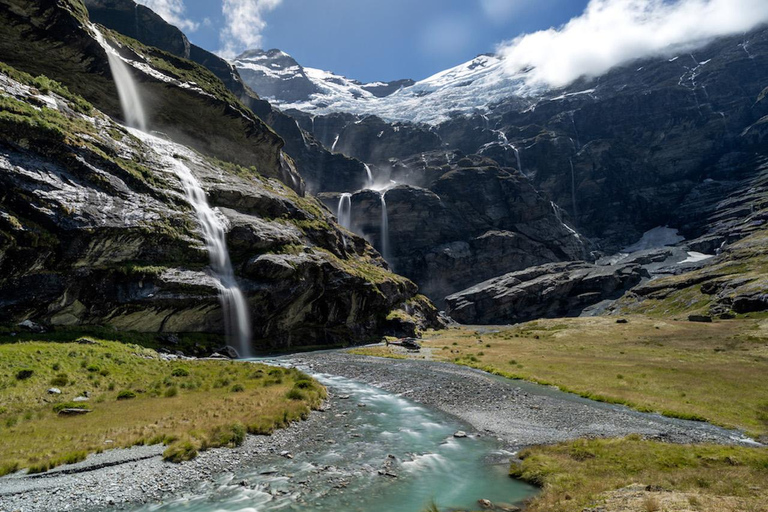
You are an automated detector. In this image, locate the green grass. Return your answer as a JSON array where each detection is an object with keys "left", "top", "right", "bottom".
[
  {"left": 354, "top": 317, "right": 768, "bottom": 438},
  {"left": 511, "top": 437, "right": 768, "bottom": 512},
  {"left": 0, "top": 339, "right": 325, "bottom": 474}
]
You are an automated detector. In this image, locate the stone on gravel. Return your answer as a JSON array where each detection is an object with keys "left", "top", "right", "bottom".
[{"left": 47, "top": 388, "right": 61, "bottom": 394}]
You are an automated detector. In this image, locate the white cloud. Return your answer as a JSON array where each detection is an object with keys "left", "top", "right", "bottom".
[
  {"left": 219, "top": 0, "right": 283, "bottom": 59},
  {"left": 135, "top": 0, "right": 199, "bottom": 32},
  {"left": 499, "top": 0, "right": 768, "bottom": 89}
]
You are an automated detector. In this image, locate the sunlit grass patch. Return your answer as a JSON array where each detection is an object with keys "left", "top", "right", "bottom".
[
  {"left": 0, "top": 339, "right": 325, "bottom": 474},
  {"left": 512, "top": 437, "right": 768, "bottom": 512}
]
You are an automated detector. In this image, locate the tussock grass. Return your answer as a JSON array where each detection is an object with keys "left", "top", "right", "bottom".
[
  {"left": 512, "top": 436, "right": 768, "bottom": 512},
  {"left": 354, "top": 317, "right": 768, "bottom": 437},
  {"left": 0, "top": 340, "right": 325, "bottom": 474}
]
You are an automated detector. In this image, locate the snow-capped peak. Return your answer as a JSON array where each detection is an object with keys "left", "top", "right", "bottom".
[{"left": 234, "top": 49, "right": 540, "bottom": 125}]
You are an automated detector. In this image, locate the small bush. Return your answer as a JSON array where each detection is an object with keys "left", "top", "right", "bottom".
[
  {"left": 51, "top": 363, "right": 60, "bottom": 371},
  {"left": 286, "top": 389, "right": 305, "bottom": 401},
  {"left": 164, "top": 386, "right": 178, "bottom": 398},
  {"left": 210, "top": 423, "right": 246, "bottom": 448},
  {"left": 230, "top": 383, "right": 245, "bottom": 393},
  {"left": 50, "top": 373, "right": 69, "bottom": 386},
  {"left": 15, "top": 369, "right": 33, "bottom": 380},
  {"left": 116, "top": 390, "right": 136, "bottom": 400},
  {"left": 171, "top": 367, "right": 189, "bottom": 377},
  {"left": 294, "top": 380, "right": 314, "bottom": 390},
  {"left": 99, "top": 368, "right": 110, "bottom": 377},
  {"left": 86, "top": 364, "right": 100, "bottom": 373},
  {"left": 163, "top": 439, "right": 199, "bottom": 463}
]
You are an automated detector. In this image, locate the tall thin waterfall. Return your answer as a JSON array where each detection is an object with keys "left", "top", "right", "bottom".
[
  {"left": 137, "top": 131, "right": 252, "bottom": 358},
  {"left": 364, "top": 164, "right": 374, "bottom": 188},
  {"left": 511, "top": 145, "right": 523, "bottom": 174},
  {"left": 380, "top": 191, "right": 391, "bottom": 262},
  {"left": 102, "top": 42, "right": 147, "bottom": 131},
  {"left": 100, "top": 29, "right": 252, "bottom": 357},
  {"left": 338, "top": 193, "right": 352, "bottom": 229}
]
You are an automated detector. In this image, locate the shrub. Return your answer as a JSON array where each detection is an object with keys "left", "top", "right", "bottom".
[
  {"left": 86, "top": 365, "right": 99, "bottom": 373},
  {"left": 171, "top": 367, "right": 189, "bottom": 377},
  {"left": 163, "top": 439, "right": 199, "bottom": 463},
  {"left": 294, "top": 380, "right": 314, "bottom": 390},
  {"left": 164, "top": 386, "right": 178, "bottom": 398},
  {"left": 50, "top": 373, "right": 69, "bottom": 386},
  {"left": 210, "top": 423, "right": 246, "bottom": 448},
  {"left": 230, "top": 383, "right": 245, "bottom": 393},
  {"left": 99, "top": 368, "right": 110, "bottom": 377},
  {"left": 286, "top": 389, "right": 305, "bottom": 401},
  {"left": 51, "top": 363, "right": 60, "bottom": 371},
  {"left": 116, "top": 390, "right": 136, "bottom": 400},
  {"left": 15, "top": 369, "right": 33, "bottom": 380}
]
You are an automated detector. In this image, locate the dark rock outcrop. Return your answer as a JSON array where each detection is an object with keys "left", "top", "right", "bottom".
[
  {"left": 319, "top": 160, "right": 591, "bottom": 303},
  {"left": 445, "top": 262, "right": 645, "bottom": 325}
]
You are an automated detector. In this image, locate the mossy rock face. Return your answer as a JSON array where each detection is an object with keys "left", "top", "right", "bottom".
[
  {"left": 0, "top": 63, "right": 431, "bottom": 349},
  {"left": 0, "top": 0, "right": 303, "bottom": 193}
]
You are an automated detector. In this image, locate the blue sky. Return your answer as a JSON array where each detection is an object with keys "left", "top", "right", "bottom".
[{"left": 155, "top": 0, "right": 589, "bottom": 83}]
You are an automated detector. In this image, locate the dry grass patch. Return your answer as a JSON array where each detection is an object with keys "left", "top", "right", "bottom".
[
  {"left": 354, "top": 317, "right": 768, "bottom": 436},
  {"left": 511, "top": 437, "right": 768, "bottom": 512},
  {"left": 0, "top": 340, "right": 325, "bottom": 474}
]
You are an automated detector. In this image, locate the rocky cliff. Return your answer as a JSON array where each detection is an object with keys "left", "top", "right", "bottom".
[
  {"left": 83, "top": 0, "right": 375, "bottom": 196},
  {"left": 318, "top": 155, "right": 590, "bottom": 303},
  {"left": 0, "top": 0, "right": 433, "bottom": 349}
]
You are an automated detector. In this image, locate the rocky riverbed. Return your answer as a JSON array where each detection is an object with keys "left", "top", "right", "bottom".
[{"left": 0, "top": 352, "right": 756, "bottom": 512}]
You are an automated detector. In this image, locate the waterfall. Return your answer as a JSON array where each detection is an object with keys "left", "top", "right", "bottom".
[
  {"left": 101, "top": 40, "right": 147, "bottom": 131},
  {"left": 511, "top": 145, "right": 523, "bottom": 173},
  {"left": 364, "top": 164, "right": 374, "bottom": 188},
  {"left": 380, "top": 191, "right": 391, "bottom": 262},
  {"left": 100, "top": 28, "right": 252, "bottom": 357},
  {"left": 551, "top": 201, "right": 581, "bottom": 239},
  {"left": 331, "top": 134, "right": 340, "bottom": 152},
  {"left": 338, "top": 193, "right": 352, "bottom": 229},
  {"left": 569, "top": 158, "right": 578, "bottom": 221}
]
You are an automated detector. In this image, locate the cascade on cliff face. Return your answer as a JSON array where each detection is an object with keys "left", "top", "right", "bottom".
[
  {"left": 338, "top": 193, "right": 352, "bottom": 230},
  {"left": 364, "top": 164, "right": 374, "bottom": 188},
  {"left": 99, "top": 29, "right": 252, "bottom": 357},
  {"left": 97, "top": 32, "right": 147, "bottom": 131},
  {"left": 380, "top": 191, "right": 391, "bottom": 264}
]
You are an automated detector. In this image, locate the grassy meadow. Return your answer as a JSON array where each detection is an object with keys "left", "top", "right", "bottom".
[
  {"left": 351, "top": 316, "right": 768, "bottom": 437},
  {"left": 0, "top": 338, "right": 325, "bottom": 475}
]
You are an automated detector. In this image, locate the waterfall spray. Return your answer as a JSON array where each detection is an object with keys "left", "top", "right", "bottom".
[
  {"left": 338, "top": 193, "right": 352, "bottom": 229},
  {"left": 380, "top": 191, "right": 391, "bottom": 263},
  {"left": 98, "top": 28, "right": 252, "bottom": 357}
]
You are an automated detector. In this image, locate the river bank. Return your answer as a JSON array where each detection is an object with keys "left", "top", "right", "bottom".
[{"left": 0, "top": 352, "right": 756, "bottom": 512}]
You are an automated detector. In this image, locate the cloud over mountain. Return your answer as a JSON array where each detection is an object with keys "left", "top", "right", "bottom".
[{"left": 499, "top": 0, "right": 768, "bottom": 88}]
